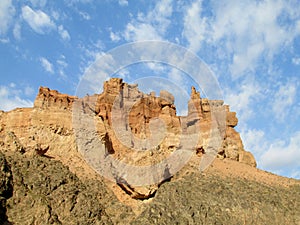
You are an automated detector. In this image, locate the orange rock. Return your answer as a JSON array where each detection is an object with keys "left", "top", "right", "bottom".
[
  {"left": 34, "top": 86, "right": 77, "bottom": 110},
  {"left": 0, "top": 78, "right": 257, "bottom": 199}
]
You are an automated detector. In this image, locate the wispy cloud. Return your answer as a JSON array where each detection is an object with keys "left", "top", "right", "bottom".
[
  {"left": 118, "top": 0, "right": 128, "bottom": 7},
  {"left": 123, "top": 0, "right": 173, "bottom": 41},
  {"left": 40, "top": 57, "right": 54, "bottom": 74},
  {"left": 124, "top": 23, "right": 162, "bottom": 41},
  {"left": 21, "top": 6, "right": 71, "bottom": 41},
  {"left": 0, "top": 38, "right": 9, "bottom": 44},
  {"left": 58, "top": 25, "right": 70, "bottom": 41},
  {"left": 13, "top": 22, "right": 21, "bottom": 40},
  {"left": 29, "top": 0, "right": 47, "bottom": 8},
  {"left": 0, "top": 0, "right": 15, "bottom": 36},
  {"left": 225, "top": 78, "right": 262, "bottom": 122},
  {"left": 260, "top": 131, "right": 300, "bottom": 171},
  {"left": 240, "top": 126, "right": 300, "bottom": 179},
  {"left": 24, "top": 86, "right": 34, "bottom": 96},
  {"left": 110, "top": 30, "right": 121, "bottom": 42},
  {"left": 181, "top": 0, "right": 300, "bottom": 78},
  {"left": 22, "top": 5, "right": 55, "bottom": 34},
  {"left": 0, "top": 84, "right": 33, "bottom": 111},
  {"left": 56, "top": 55, "right": 68, "bottom": 78},
  {"left": 272, "top": 80, "right": 297, "bottom": 122},
  {"left": 241, "top": 128, "right": 267, "bottom": 156},
  {"left": 292, "top": 57, "right": 300, "bottom": 65},
  {"left": 182, "top": 0, "right": 207, "bottom": 53},
  {"left": 222, "top": 1, "right": 299, "bottom": 77},
  {"left": 79, "top": 11, "right": 91, "bottom": 20},
  {"left": 57, "top": 55, "right": 68, "bottom": 68}
]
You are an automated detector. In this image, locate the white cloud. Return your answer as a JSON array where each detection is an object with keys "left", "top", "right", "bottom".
[
  {"left": 21, "top": 6, "right": 71, "bottom": 41},
  {"left": 240, "top": 128, "right": 266, "bottom": 155},
  {"left": 24, "top": 86, "right": 34, "bottom": 96},
  {"left": 0, "top": 38, "right": 9, "bottom": 44},
  {"left": 213, "top": 0, "right": 300, "bottom": 78},
  {"left": 29, "top": 0, "right": 47, "bottom": 8},
  {"left": 272, "top": 81, "right": 297, "bottom": 122},
  {"left": 0, "top": 85, "right": 33, "bottom": 111},
  {"left": 51, "top": 11, "right": 60, "bottom": 21},
  {"left": 118, "top": 0, "right": 128, "bottom": 6},
  {"left": 57, "top": 56, "right": 68, "bottom": 68},
  {"left": 9, "top": 83, "right": 16, "bottom": 88},
  {"left": 180, "top": 0, "right": 300, "bottom": 78},
  {"left": 110, "top": 31, "right": 121, "bottom": 42},
  {"left": 117, "top": 67, "right": 130, "bottom": 80},
  {"left": 13, "top": 22, "right": 21, "bottom": 40},
  {"left": 124, "top": 23, "right": 162, "bottom": 41},
  {"left": 58, "top": 69, "right": 66, "bottom": 78},
  {"left": 292, "top": 57, "right": 300, "bottom": 65},
  {"left": 182, "top": 0, "right": 207, "bottom": 53},
  {"left": 58, "top": 25, "right": 70, "bottom": 41},
  {"left": 0, "top": 0, "right": 15, "bottom": 36},
  {"left": 230, "top": 42, "right": 264, "bottom": 76},
  {"left": 240, "top": 125, "right": 300, "bottom": 179},
  {"left": 21, "top": 5, "right": 55, "bottom": 34},
  {"left": 123, "top": 0, "right": 172, "bottom": 41},
  {"left": 225, "top": 78, "right": 261, "bottom": 122},
  {"left": 56, "top": 55, "right": 68, "bottom": 78},
  {"left": 147, "top": 62, "right": 168, "bottom": 73},
  {"left": 79, "top": 11, "right": 91, "bottom": 20},
  {"left": 78, "top": 52, "right": 113, "bottom": 96},
  {"left": 40, "top": 57, "right": 54, "bottom": 74},
  {"left": 260, "top": 131, "right": 300, "bottom": 170}
]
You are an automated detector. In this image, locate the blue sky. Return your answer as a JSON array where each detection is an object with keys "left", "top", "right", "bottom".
[{"left": 0, "top": 0, "right": 300, "bottom": 179}]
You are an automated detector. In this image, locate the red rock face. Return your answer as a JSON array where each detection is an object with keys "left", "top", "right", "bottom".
[
  {"left": 0, "top": 78, "right": 256, "bottom": 199},
  {"left": 34, "top": 87, "right": 77, "bottom": 110},
  {"left": 184, "top": 86, "right": 256, "bottom": 167},
  {"left": 12, "top": 77, "right": 256, "bottom": 168},
  {"left": 87, "top": 78, "right": 255, "bottom": 167}
]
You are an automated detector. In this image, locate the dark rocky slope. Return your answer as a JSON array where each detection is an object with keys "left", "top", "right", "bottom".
[
  {"left": 0, "top": 152, "right": 134, "bottom": 225},
  {"left": 133, "top": 171, "right": 300, "bottom": 224},
  {"left": 1, "top": 151, "right": 299, "bottom": 225}
]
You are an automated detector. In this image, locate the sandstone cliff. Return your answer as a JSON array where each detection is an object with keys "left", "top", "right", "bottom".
[
  {"left": 0, "top": 78, "right": 299, "bottom": 224},
  {"left": 0, "top": 78, "right": 255, "bottom": 198}
]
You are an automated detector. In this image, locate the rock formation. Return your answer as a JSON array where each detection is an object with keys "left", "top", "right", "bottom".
[
  {"left": 91, "top": 78, "right": 256, "bottom": 166},
  {"left": 0, "top": 78, "right": 256, "bottom": 199},
  {"left": 0, "top": 78, "right": 299, "bottom": 224}
]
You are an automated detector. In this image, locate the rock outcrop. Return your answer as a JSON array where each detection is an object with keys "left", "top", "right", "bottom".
[
  {"left": 0, "top": 78, "right": 299, "bottom": 224},
  {"left": 34, "top": 86, "right": 77, "bottom": 110},
  {"left": 0, "top": 78, "right": 256, "bottom": 200}
]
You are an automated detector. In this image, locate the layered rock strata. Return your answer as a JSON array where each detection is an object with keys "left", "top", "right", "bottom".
[{"left": 0, "top": 78, "right": 256, "bottom": 199}]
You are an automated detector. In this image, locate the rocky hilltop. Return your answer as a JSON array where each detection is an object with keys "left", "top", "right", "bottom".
[
  {"left": 0, "top": 78, "right": 299, "bottom": 224},
  {"left": 0, "top": 78, "right": 255, "bottom": 196}
]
